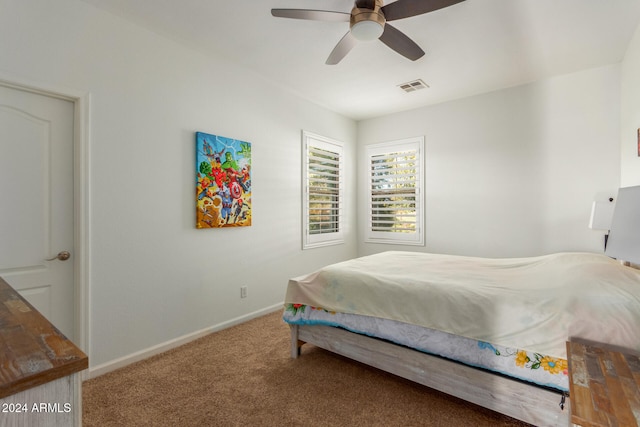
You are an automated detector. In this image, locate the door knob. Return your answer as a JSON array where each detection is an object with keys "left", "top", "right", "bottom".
[{"left": 46, "top": 251, "right": 71, "bottom": 261}]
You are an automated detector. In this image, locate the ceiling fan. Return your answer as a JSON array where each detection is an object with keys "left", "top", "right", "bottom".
[{"left": 271, "top": 0, "right": 465, "bottom": 65}]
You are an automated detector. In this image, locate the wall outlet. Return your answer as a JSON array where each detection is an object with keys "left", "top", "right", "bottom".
[{"left": 240, "top": 286, "right": 248, "bottom": 299}]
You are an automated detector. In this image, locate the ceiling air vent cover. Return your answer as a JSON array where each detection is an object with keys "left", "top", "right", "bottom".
[{"left": 398, "top": 79, "right": 429, "bottom": 93}]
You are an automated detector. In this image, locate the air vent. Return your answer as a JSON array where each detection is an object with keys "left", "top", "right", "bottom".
[{"left": 398, "top": 79, "right": 429, "bottom": 93}]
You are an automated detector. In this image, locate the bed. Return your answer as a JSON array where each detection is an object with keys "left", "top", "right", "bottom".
[{"left": 283, "top": 251, "right": 640, "bottom": 426}]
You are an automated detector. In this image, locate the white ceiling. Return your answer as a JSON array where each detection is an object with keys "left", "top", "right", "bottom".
[{"left": 80, "top": 0, "right": 640, "bottom": 121}]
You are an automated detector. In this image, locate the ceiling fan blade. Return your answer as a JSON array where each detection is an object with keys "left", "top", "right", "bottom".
[
  {"left": 326, "top": 32, "right": 358, "bottom": 65},
  {"left": 381, "top": 0, "right": 465, "bottom": 21},
  {"left": 378, "top": 24, "right": 425, "bottom": 61},
  {"left": 271, "top": 9, "right": 350, "bottom": 22}
]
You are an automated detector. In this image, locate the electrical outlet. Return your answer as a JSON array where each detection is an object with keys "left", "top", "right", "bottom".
[{"left": 240, "top": 286, "right": 248, "bottom": 299}]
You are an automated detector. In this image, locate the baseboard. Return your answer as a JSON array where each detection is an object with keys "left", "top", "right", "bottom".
[{"left": 86, "top": 303, "right": 283, "bottom": 380}]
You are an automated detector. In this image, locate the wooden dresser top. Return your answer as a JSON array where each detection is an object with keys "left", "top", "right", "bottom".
[
  {"left": 567, "top": 338, "right": 640, "bottom": 427},
  {"left": 0, "top": 277, "right": 88, "bottom": 399}
]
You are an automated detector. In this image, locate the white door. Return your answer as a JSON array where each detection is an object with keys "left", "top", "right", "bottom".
[{"left": 0, "top": 84, "right": 75, "bottom": 340}]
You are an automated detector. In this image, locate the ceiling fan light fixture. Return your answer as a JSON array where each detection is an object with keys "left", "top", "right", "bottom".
[
  {"left": 351, "top": 20, "right": 384, "bottom": 41},
  {"left": 272, "top": 0, "right": 465, "bottom": 64}
]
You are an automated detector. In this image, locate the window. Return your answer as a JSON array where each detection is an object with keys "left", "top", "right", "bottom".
[
  {"left": 302, "top": 131, "right": 344, "bottom": 249},
  {"left": 365, "top": 137, "right": 424, "bottom": 245}
]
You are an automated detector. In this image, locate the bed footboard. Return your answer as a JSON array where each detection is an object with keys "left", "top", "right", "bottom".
[{"left": 289, "top": 323, "right": 569, "bottom": 427}]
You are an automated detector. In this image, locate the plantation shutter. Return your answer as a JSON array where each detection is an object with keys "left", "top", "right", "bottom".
[
  {"left": 366, "top": 137, "right": 424, "bottom": 245},
  {"left": 303, "top": 131, "right": 344, "bottom": 249}
]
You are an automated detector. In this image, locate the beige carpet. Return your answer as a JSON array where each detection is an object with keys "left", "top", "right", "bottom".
[{"left": 83, "top": 311, "right": 532, "bottom": 426}]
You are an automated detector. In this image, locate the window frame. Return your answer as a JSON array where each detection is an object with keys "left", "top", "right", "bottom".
[
  {"left": 302, "top": 131, "right": 345, "bottom": 249},
  {"left": 364, "top": 136, "right": 425, "bottom": 246}
]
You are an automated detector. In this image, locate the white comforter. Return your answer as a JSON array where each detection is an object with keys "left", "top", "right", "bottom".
[{"left": 285, "top": 251, "right": 640, "bottom": 359}]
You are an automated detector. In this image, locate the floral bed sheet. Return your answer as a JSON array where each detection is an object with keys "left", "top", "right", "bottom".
[{"left": 283, "top": 303, "right": 569, "bottom": 392}]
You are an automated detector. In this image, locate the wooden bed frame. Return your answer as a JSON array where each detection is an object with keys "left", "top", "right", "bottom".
[{"left": 291, "top": 323, "right": 569, "bottom": 427}]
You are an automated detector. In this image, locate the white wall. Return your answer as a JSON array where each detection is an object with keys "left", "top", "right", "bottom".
[
  {"left": 0, "top": 0, "right": 357, "bottom": 370},
  {"left": 0, "top": 0, "right": 630, "bottom": 374},
  {"left": 621, "top": 22, "right": 640, "bottom": 186},
  {"left": 357, "top": 65, "right": 621, "bottom": 258}
]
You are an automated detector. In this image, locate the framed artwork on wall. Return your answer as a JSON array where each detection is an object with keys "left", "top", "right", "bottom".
[{"left": 196, "top": 132, "right": 252, "bottom": 228}]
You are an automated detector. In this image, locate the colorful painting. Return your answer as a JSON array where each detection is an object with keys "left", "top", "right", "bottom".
[{"left": 196, "top": 132, "right": 251, "bottom": 228}]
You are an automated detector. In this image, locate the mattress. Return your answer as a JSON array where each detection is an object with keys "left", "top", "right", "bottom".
[
  {"left": 285, "top": 251, "right": 640, "bottom": 360},
  {"left": 283, "top": 304, "right": 569, "bottom": 391}
]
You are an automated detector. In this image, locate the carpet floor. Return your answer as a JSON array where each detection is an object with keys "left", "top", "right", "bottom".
[{"left": 82, "top": 311, "right": 533, "bottom": 426}]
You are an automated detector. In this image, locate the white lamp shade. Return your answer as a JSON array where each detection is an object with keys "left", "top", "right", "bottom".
[
  {"left": 589, "top": 201, "right": 614, "bottom": 230},
  {"left": 605, "top": 185, "right": 640, "bottom": 265},
  {"left": 351, "top": 20, "right": 384, "bottom": 41}
]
